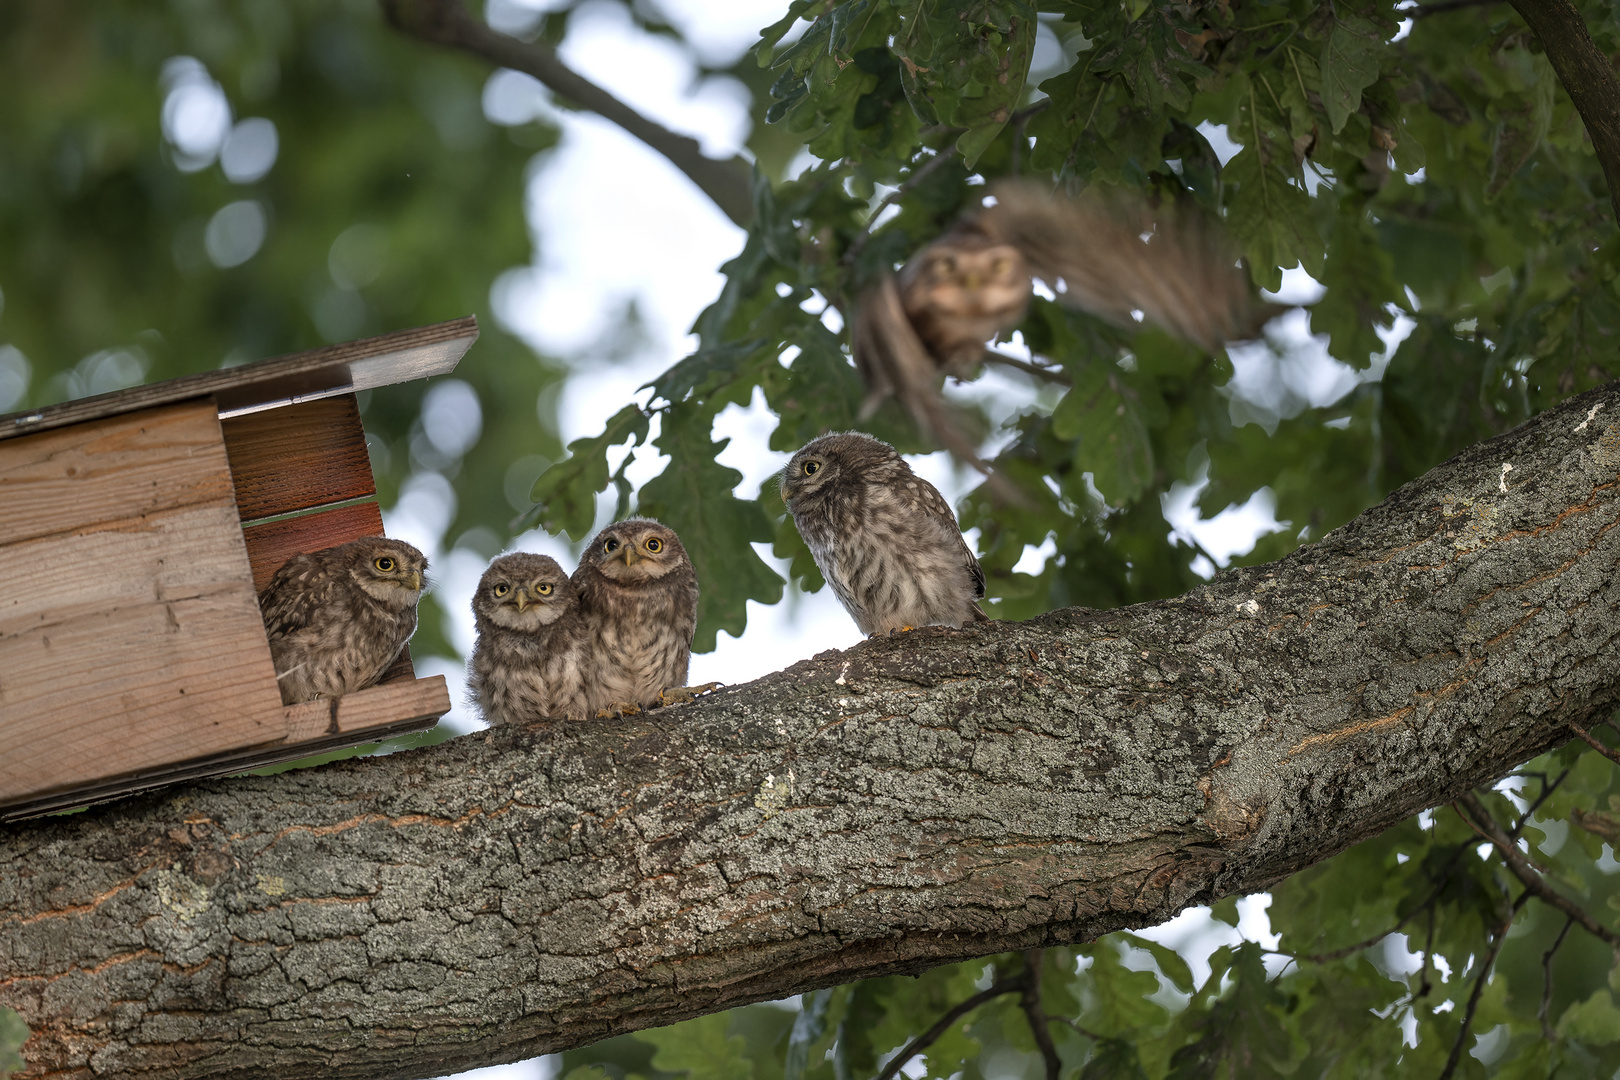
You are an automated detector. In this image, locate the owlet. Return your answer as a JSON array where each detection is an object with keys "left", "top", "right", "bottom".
[
  {"left": 571, "top": 518, "right": 699, "bottom": 714},
  {"left": 468, "top": 552, "right": 591, "bottom": 724},
  {"left": 258, "top": 536, "right": 427, "bottom": 706},
  {"left": 781, "top": 432, "right": 988, "bottom": 636}
]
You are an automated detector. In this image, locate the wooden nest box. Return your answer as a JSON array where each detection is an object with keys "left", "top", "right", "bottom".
[{"left": 0, "top": 317, "right": 479, "bottom": 820}]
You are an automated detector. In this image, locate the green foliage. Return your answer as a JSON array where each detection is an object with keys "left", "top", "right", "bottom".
[
  {"left": 19, "top": 0, "right": 1620, "bottom": 1073},
  {"left": 0, "top": 1007, "right": 24, "bottom": 1080}
]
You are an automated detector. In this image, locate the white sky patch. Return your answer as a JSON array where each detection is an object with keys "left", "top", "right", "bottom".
[{"left": 1196, "top": 120, "right": 1243, "bottom": 166}]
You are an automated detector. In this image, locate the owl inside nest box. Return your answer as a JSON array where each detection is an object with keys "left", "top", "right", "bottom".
[{"left": 0, "top": 318, "right": 479, "bottom": 820}]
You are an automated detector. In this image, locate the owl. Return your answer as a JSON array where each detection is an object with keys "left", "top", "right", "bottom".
[
  {"left": 852, "top": 180, "right": 1272, "bottom": 484},
  {"left": 780, "top": 431, "right": 987, "bottom": 636},
  {"left": 257, "top": 536, "right": 428, "bottom": 706},
  {"left": 572, "top": 518, "right": 700, "bottom": 715},
  {"left": 468, "top": 552, "right": 591, "bottom": 724}
]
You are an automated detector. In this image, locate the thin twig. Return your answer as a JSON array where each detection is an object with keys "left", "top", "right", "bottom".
[
  {"left": 874, "top": 977, "right": 1021, "bottom": 1080},
  {"left": 1438, "top": 921, "right": 1510, "bottom": 1080},
  {"left": 1540, "top": 915, "right": 1575, "bottom": 1042},
  {"left": 982, "top": 349, "right": 1074, "bottom": 385},
  {"left": 1456, "top": 793, "right": 1620, "bottom": 946},
  {"left": 380, "top": 0, "right": 755, "bottom": 226},
  {"left": 1416, "top": 903, "right": 1437, "bottom": 999},
  {"left": 842, "top": 149, "right": 962, "bottom": 269},
  {"left": 1512, "top": 765, "right": 1573, "bottom": 839},
  {"left": 1019, "top": 950, "right": 1061, "bottom": 1080},
  {"left": 1568, "top": 722, "right": 1620, "bottom": 766},
  {"left": 1281, "top": 842, "right": 1470, "bottom": 963}
]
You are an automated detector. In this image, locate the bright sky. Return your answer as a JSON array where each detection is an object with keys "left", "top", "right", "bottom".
[{"left": 356, "top": 5, "right": 1416, "bottom": 1074}]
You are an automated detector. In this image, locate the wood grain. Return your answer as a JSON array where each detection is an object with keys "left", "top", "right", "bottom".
[
  {"left": 0, "top": 400, "right": 235, "bottom": 547},
  {"left": 221, "top": 394, "right": 375, "bottom": 522},
  {"left": 0, "top": 677, "right": 449, "bottom": 821},
  {"left": 0, "top": 316, "right": 477, "bottom": 443},
  {"left": 243, "top": 500, "right": 386, "bottom": 593},
  {"left": 281, "top": 675, "right": 451, "bottom": 743},
  {"left": 0, "top": 505, "right": 286, "bottom": 805}
]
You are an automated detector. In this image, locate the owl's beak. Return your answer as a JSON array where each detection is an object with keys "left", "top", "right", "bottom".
[
  {"left": 620, "top": 544, "right": 643, "bottom": 567},
  {"left": 513, "top": 587, "right": 530, "bottom": 612},
  {"left": 409, "top": 570, "right": 423, "bottom": 593},
  {"left": 964, "top": 271, "right": 981, "bottom": 290}
]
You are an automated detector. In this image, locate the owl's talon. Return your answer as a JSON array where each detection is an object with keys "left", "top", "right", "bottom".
[
  {"left": 658, "top": 682, "right": 722, "bottom": 707},
  {"left": 595, "top": 701, "right": 642, "bottom": 719},
  {"left": 887, "top": 625, "right": 916, "bottom": 636}
]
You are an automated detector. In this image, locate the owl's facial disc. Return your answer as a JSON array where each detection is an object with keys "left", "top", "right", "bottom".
[
  {"left": 597, "top": 529, "right": 673, "bottom": 582},
  {"left": 782, "top": 455, "right": 833, "bottom": 506},
  {"left": 356, "top": 550, "right": 426, "bottom": 608}
]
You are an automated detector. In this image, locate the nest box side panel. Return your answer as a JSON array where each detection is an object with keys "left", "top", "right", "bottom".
[
  {"left": 0, "top": 401, "right": 286, "bottom": 805},
  {"left": 220, "top": 394, "right": 374, "bottom": 522}
]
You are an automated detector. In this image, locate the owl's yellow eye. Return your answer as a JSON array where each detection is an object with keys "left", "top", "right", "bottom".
[
  {"left": 645, "top": 537, "right": 663, "bottom": 553},
  {"left": 803, "top": 460, "right": 820, "bottom": 476},
  {"left": 375, "top": 556, "right": 396, "bottom": 572},
  {"left": 536, "top": 582, "right": 554, "bottom": 595},
  {"left": 938, "top": 255, "right": 957, "bottom": 274},
  {"left": 604, "top": 537, "right": 620, "bottom": 553},
  {"left": 493, "top": 583, "right": 510, "bottom": 597},
  {"left": 991, "top": 257, "right": 1010, "bottom": 275}
]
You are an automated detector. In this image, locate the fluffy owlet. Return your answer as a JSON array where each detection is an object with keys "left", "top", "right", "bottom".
[
  {"left": 468, "top": 552, "right": 591, "bottom": 724},
  {"left": 572, "top": 518, "right": 699, "bottom": 715},
  {"left": 258, "top": 536, "right": 428, "bottom": 706},
  {"left": 781, "top": 431, "right": 988, "bottom": 636}
]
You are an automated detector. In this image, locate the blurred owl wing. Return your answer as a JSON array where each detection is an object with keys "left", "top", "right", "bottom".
[
  {"left": 853, "top": 276, "right": 1019, "bottom": 498},
  {"left": 980, "top": 181, "right": 1274, "bottom": 352},
  {"left": 256, "top": 554, "right": 336, "bottom": 640}
]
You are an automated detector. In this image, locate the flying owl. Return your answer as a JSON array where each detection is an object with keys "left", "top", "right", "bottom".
[
  {"left": 257, "top": 536, "right": 428, "bottom": 706},
  {"left": 571, "top": 518, "right": 701, "bottom": 716},
  {"left": 780, "top": 431, "right": 987, "bottom": 637},
  {"left": 468, "top": 552, "right": 591, "bottom": 724},
  {"left": 853, "top": 180, "right": 1273, "bottom": 482}
]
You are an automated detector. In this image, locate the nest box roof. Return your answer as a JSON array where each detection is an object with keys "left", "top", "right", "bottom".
[{"left": 0, "top": 316, "right": 478, "bottom": 443}]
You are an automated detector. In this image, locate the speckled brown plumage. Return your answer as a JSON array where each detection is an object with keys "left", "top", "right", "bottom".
[
  {"left": 571, "top": 518, "right": 699, "bottom": 714},
  {"left": 781, "top": 431, "right": 987, "bottom": 636},
  {"left": 468, "top": 552, "right": 591, "bottom": 724},
  {"left": 257, "top": 536, "right": 427, "bottom": 706}
]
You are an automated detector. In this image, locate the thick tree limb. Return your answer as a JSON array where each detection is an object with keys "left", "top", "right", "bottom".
[
  {"left": 7, "top": 382, "right": 1620, "bottom": 1079},
  {"left": 380, "top": 0, "right": 756, "bottom": 227},
  {"left": 1508, "top": 0, "right": 1620, "bottom": 228}
]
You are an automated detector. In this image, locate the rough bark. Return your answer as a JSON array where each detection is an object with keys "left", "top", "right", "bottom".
[{"left": 6, "top": 381, "right": 1620, "bottom": 1079}]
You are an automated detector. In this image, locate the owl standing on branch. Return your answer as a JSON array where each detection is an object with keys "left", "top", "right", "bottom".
[
  {"left": 468, "top": 552, "right": 591, "bottom": 724},
  {"left": 781, "top": 432, "right": 987, "bottom": 637},
  {"left": 571, "top": 518, "right": 702, "bottom": 716},
  {"left": 257, "top": 536, "right": 428, "bottom": 706},
  {"left": 854, "top": 180, "right": 1274, "bottom": 484}
]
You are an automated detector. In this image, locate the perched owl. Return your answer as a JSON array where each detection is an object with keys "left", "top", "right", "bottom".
[
  {"left": 572, "top": 518, "right": 700, "bottom": 715},
  {"left": 780, "top": 432, "right": 987, "bottom": 636},
  {"left": 468, "top": 552, "right": 591, "bottom": 724},
  {"left": 258, "top": 536, "right": 428, "bottom": 706},
  {"left": 853, "top": 180, "right": 1272, "bottom": 484}
]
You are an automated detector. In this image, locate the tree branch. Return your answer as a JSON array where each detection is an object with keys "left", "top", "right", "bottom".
[
  {"left": 874, "top": 977, "right": 1022, "bottom": 1080},
  {"left": 1507, "top": 0, "right": 1620, "bottom": 228},
  {"left": 380, "top": 0, "right": 756, "bottom": 227},
  {"left": 9, "top": 382, "right": 1620, "bottom": 1078},
  {"left": 1540, "top": 915, "right": 1575, "bottom": 1041},
  {"left": 1567, "top": 721, "right": 1620, "bottom": 765},
  {"left": 1438, "top": 920, "right": 1510, "bottom": 1080},
  {"left": 1019, "top": 950, "right": 1062, "bottom": 1080},
  {"left": 1455, "top": 793, "right": 1620, "bottom": 946}
]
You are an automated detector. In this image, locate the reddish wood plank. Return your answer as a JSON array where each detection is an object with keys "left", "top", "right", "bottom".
[
  {"left": 243, "top": 500, "right": 386, "bottom": 593},
  {"left": 221, "top": 394, "right": 375, "bottom": 522},
  {"left": 0, "top": 317, "right": 477, "bottom": 443},
  {"left": 0, "top": 401, "right": 235, "bottom": 547}
]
